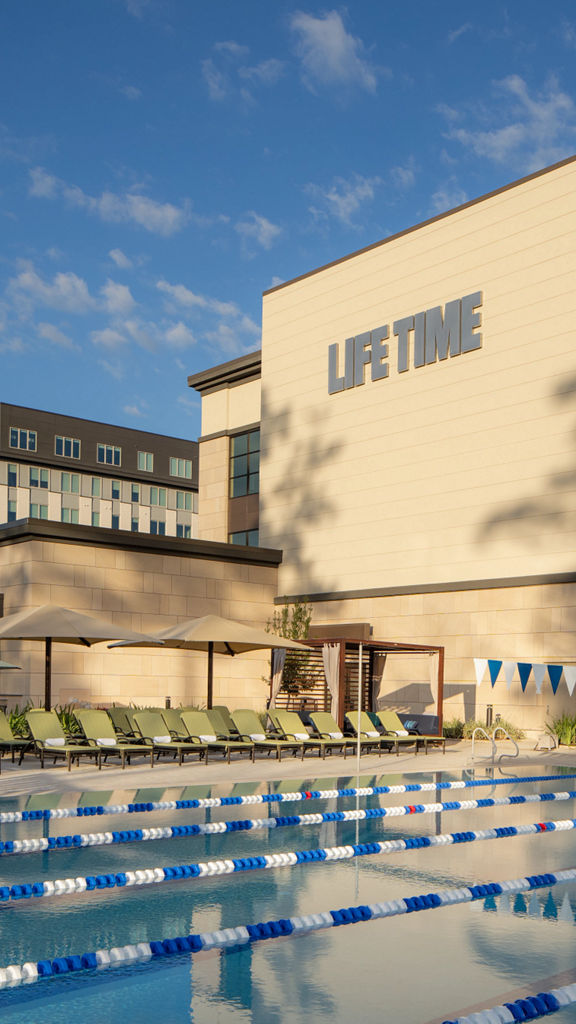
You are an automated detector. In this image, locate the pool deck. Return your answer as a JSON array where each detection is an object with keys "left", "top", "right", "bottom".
[{"left": 1, "top": 737, "right": 575, "bottom": 798}]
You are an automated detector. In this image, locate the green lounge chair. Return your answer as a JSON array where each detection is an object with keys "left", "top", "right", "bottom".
[
  {"left": 231, "top": 709, "right": 304, "bottom": 760},
  {"left": 75, "top": 709, "right": 154, "bottom": 768},
  {"left": 344, "top": 710, "right": 399, "bottom": 756},
  {"left": 211, "top": 706, "right": 242, "bottom": 738},
  {"left": 161, "top": 708, "right": 189, "bottom": 740},
  {"left": 307, "top": 711, "right": 358, "bottom": 758},
  {"left": 376, "top": 710, "right": 446, "bottom": 755},
  {"left": 25, "top": 710, "right": 102, "bottom": 771},
  {"left": 269, "top": 709, "right": 347, "bottom": 759},
  {"left": 347, "top": 710, "right": 419, "bottom": 756},
  {"left": 0, "top": 711, "right": 33, "bottom": 764},
  {"left": 133, "top": 710, "right": 207, "bottom": 765},
  {"left": 179, "top": 710, "right": 255, "bottom": 763},
  {"left": 107, "top": 706, "right": 141, "bottom": 742}
]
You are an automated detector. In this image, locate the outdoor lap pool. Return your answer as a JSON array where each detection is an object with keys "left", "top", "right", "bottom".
[{"left": 1, "top": 766, "right": 576, "bottom": 1023}]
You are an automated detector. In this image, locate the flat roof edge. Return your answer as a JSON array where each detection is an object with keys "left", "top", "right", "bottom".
[{"left": 188, "top": 351, "right": 262, "bottom": 393}]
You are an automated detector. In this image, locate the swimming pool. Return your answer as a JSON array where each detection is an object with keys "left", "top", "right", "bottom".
[{"left": 1, "top": 766, "right": 576, "bottom": 1023}]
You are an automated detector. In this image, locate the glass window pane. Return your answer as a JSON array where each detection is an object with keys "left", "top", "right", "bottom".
[
  {"left": 112, "top": 481, "right": 120, "bottom": 499},
  {"left": 10, "top": 428, "right": 18, "bottom": 447},
  {"left": 232, "top": 435, "right": 248, "bottom": 456},
  {"left": 231, "top": 476, "right": 247, "bottom": 498},
  {"left": 55, "top": 436, "right": 63, "bottom": 455},
  {"left": 159, "top": 489, "right": 166, "bottom": 507},
  {"left": 131, "top": 518, "right": 138, "bottom": 532},
  {"left": 169, "top": 458, "right": 176, "bottom": 475},
  {"left": 158, "top": 521, "right": 165, "bottom": 536},
  {"left": 71, "top": 509, "right": 78, "bottom": 524},
  {"left": 250, "top": 430, "right": 260, "bottom": 451},
  {"left": 111, "top": 515, "right": 119, "bottom": 530},
  {"left": 30, "top": 503, "right": 37, "bottom": 519},
  {"left": 231, "top": 454, "right": 248, "bottom": 478},
  {"left": 131, "top": 484, "right": 139, "bottom": 503},
  {"left": 150, "top": 520, "right": 157, "bottom": 535},
  {"left": 8, "top": 465, "right": 17, "bottom": 486},
  {"left": 40, "top": 505, "right": 48, "bottom": 519},
  {"left": 64, "top": 438, "right": 72, "bottom": 457},
  {"left": 30, "top": 468, "right": 38, "bottom": 487},
  {"left": 97, "top": 445, "right": 104, "bottom": 463},
  {"left": 185, "top": 493, "right": 192, "bottom": 511},
  {"left": 71, "top": 475, "right": 79, "bottom": 494},
  {"left": 247, "top": 530, "right": 259, "bottom": 546},
  {"left": 92, "top": 478, "right": 100, "bottom": 497},
  {"left": 29, "top": 432, "right": 36, "bottom": 451},
  {"left": 40, "top": 469, "right": 49, "bottom": 488},
  {"left": 248, "top": 472, "right": 260, "bottom": 494},
  {"left": 61, "top": 473, "right": 69, "bottom": 492},
  {"left": 249, "top": 452, "right": 260, "bottom": 472},
  {"left": 73, "top": 440, "right": 80, "bottom": 459},
  {"left": 105, "top": 448, "right": 113, "bottom": 464},
  {"left": 92, "top": 511, "right": 100, "bottom": 527},
  {"left": 113, "top": 448, "right": 120, "bottom": 466}
]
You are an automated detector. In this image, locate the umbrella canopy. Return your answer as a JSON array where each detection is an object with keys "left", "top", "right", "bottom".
[
  {"left": 0, "top": 660, "right": 21, "bottom": 670},
  {"left": 112, "top": 613, "right": 311, "bottom": 708},
  {"left": 0, "top": 604, "right": 163, "bottom": 709}
]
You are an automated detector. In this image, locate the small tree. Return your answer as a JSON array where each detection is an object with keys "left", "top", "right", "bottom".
[{"left": 267, "top": 599, "right": 313, "bottom": 699}]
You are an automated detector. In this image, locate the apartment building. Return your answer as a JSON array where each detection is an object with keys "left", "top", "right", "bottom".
[{"left": 0, "top": 403, "right": 198, "bottom": 539}]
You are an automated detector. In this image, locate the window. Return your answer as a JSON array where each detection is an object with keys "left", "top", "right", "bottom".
[
  {"left": 61, "top": 472, "right": 79, "bottom": 493},
  {"left": 7, "top": 501, "right": 17, "bottom": 523},
  {"left": 176, "top": 523, "right": 191, "bottom": 539},
  {"left": 229, "top": 529, "right": 259, "bottom": 546},
  {"left": 61, "top": 507, "right": 79, "bottom": 524},
  {"left": 131, "top": 483, "right": 140, "bottom": 503},
  {"left": 230, "top": 430, "right": 260, "bottom": 498},
  {"left": 30, "top": 503, "right": 48, "bottom": 520},
  {"left": 170, "top": 457, "right": 192, "bottom": 479},
  {"left": 29, "top": 467, "right": 49, "bottom": 489},
  {"left": 149, "top": 487, "right": 166, "bottom": 507},
  {"left": 7, "top": 464, "right": 17, "bottom": 487},
  {"left": 176, "top": 491, "right": 193, "bottom": 511},
  {"left": 131, "top": 517, "right": 139, "bottom": 532},
  {"left": 138, "top": 451, "right": 154, "bottom": 472},
  {"left": 92, "top": 478, "right": 101, "bottom": 497},
  {"left": 91, "top": 511, "right": 100, "bottom": 527},
  {"left": 10, "top": 427, "right": 36, "bottom": 452},
  {"left": 150, "top": 519, "right": 166, "bottom": 536},
  {"left": 111, "top": 480, "right": 120, "bottom": 500},
  {"left": 97, "top": 444, "right": 121, "bottom": 467},
  {"left": 55, "top": 435, "right": 80, "bottom": 459},
  {"left": 111, "top": 514, "right": 120, "bottom": 530}
]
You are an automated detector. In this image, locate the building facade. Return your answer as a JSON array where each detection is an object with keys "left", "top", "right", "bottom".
[
  {"left": 0, "top": 404, "right": 199, "bottom": 540},
  {"left": 189, "top": 154, "right": 576, "bottom": 735}
]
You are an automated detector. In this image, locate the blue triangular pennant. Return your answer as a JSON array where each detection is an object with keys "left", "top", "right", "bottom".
[
  {"left": 488, "top": 659, "right": 502, "bottom": 686},
  {"left": 517, "top": 662, "right": 532, "bottom": 692},
  {"left": 547, "top": 664, "right": 563, "bottom": 694}
]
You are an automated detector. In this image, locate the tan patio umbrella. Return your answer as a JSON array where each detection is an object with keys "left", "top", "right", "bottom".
[
  {"left": 0, "top": 604, "right": 163, "bottom": 710},
  {"left": 0, "top": 660, "right": 21, "bottom": 670},
  {"left": 112, "top": 613, "right": 311, "bottom": 708}
]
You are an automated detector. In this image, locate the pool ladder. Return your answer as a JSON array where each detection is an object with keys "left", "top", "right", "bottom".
[{"left": 471, "top": 725, "right": 519, "bottom": 766}]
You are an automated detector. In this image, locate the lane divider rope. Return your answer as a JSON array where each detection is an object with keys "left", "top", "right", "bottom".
[
  {"left": 0, "top": 867, "right": 574, "bottom": 992},
  {"left": 2, "top": 814, "right": 576, "bottom": 904},
  {"left": 441, "top": 983, "right": 576, "bottom": 1022},
  {"left": 2, "top": 773, "right": 574, "bottom": 824},
  {"left": 2, "top": 788, "right": 576, "bottom": 859}
]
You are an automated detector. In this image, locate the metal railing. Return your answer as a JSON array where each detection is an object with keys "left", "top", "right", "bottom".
[
  {"left": 470, "top": 725, "right": 519, "bottom": 764},
  {"left": 493, "top": 725, "right": 519, "bottom": 765},
  {"left": 470, "top": 726, "right": 496, "bottom": 762}
]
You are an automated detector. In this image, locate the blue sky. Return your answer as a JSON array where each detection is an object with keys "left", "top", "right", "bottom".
[{"left": 1, "top": 2, "right": 576, "bottom": 441}]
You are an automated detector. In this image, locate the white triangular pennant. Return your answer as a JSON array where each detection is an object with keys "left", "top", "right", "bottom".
[
  {"left": 564, "top": 666, "right": 576, "bottom": 697},
  {"left": 474, "top": 658, "right": 488, "bottom": 686},
  {"left": 503, "top": 661, "right": 516, "bottom": 689},
  {"left": 532, "top": 664, "right": 546, "bottom": 694}
]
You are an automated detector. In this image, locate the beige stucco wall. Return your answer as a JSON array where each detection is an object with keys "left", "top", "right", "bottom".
[
  {"left": 0, "top": 536, "right": 278, "bottom": 711},
  {"left": 201, "top": 380, "right": 261, "bottom": 438},
  {"left": 260, "top": 158, "right": 576, "bottom": 599}
]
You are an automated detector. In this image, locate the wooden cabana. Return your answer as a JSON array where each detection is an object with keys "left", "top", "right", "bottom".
[{"left": 270, "top": 623, "right": 444, "bottom": 733}]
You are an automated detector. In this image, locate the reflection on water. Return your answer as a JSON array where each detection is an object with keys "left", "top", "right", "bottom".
[{"left": 1, "top": 767, "right": 576, "bottom": 1022}]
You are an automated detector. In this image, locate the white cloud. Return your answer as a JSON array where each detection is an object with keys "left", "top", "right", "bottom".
[
  {"left": 389, "top": 161, "right": 416, "bottom": 190},
  {"left": 37, "top": 322, "right": 77, "bottom": 350},
  {"left": 101, "top": 279, "right": 136, "bottom": 314},
  {"left": 448, "top": 23, "right": 473, "bottom": 44},
  {"left": 235, "top": 211, "right": 282, "bottom": 250},
  {"left": 291, "top": 10, "right": 377, "bottom": 94},
  {"left": 238, "top": 59, "right": 284, "bottom": 86},
  {"left": 91, "top": 327, "right": 128, "bottom": 348},
  {"left": 270, "top": 275, "right": 284, "bottom": 288},
  {"left": 156, "top": 279, "right": 240, "bottom": 317},
  {"left": 214, "top": 40, "right": 250, "bottom": 58},
  {"left": 429, "top": 184, "right": 469, "bottom": 215},
  {"left": 0, "top": 337, "right": 26, "bottom": 354},
  {"left": 123, "top": 402, "right": 146, "bottom": 417},
  {"left": 120, "top": 85, "right": 142, "bottom": 100},
  {"left": 445, "top": 75, "right": 576, "bottom": 172},
  {"left": 202, "top": 59, "right": 228, "bottom": 101},
  {"left": 109, "top": 248, "right": 133, "bottom": 269},
  {"left": 29, "top": 168, "right": 190, "bottom": 236},
  {"left": 306, "top": 174, "right": 381, "bottom": 226},
  {"left": 164, "top": 321, "right": 196, "bottom": 348},
  {"left": 99, "top": 359, "right": 124, "bottom": 380},
  {"left": 561, "top": 21, "right": 576, "bottom": 49},
  {"left": 9, "top": 265, "right": 96, "bottom": 314},
  {"left": 122, "top": 318, "right": 158, "bottom": 350}
]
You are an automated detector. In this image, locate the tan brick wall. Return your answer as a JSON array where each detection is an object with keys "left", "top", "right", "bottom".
[
  {"left": 197, "top": 436, "right": 229, "bottom": 542},
  {"left": 309, "top": 580, "right": 576, "bottom": 734},
  {"left": 0, "top": 537, "right": 278, "bottom": 712}
]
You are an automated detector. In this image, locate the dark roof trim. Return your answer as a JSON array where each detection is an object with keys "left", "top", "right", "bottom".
[
  {"left": 187, "top": 351, "right": 262, "bottom": 394},
  {"left": 276, "top": 571, "right": 576, "bottom": 604},
  {"left": 198, "top": 422, "right": 261, "bottom": 444},
  {"left": 263, "top": 153, "right": 576, "bottom": 296},
  {"left": 0, "top": 519, "right": 282, "bottom": 567},
  {"left": 303, "top": 637, "right": 442, "bottom": 654},
  {"left": 0, "top": 402, "right": 196, "bottom": 445}
]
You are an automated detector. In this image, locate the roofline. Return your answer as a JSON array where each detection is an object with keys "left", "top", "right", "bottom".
[
  {"left": 0, "top": 518, "right": 282, "bottom": 567},
  {"left": 263, "top": 152, "right": 576, "bottom": 296},
  {"left": 187, "top": 351, "right": 262, "bottom": 394},
  {"left": 0, "top": 402, "right": 196, "bottom": 445}
]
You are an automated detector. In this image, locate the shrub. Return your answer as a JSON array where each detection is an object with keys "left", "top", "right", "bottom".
[
  {"left": 443, "top": 718, "right": 464, "bottom": 738},
  {"left": 549, "top": 714, "right": 576, "bottom": 746},
  {"left": 461, "top": 717, "right": 525, "bottom": 740}
]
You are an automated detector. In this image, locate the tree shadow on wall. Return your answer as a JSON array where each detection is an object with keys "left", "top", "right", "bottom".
[
  {"left": 477, "top": 372, "right": 576, "bottom": 548},
  {"left": 260, "top": 393, "right": 345, "bottom": 597}
]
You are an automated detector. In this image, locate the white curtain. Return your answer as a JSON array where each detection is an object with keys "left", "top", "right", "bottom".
[
  {"left": 428, "top": 651, "right": 439, "bottom": 710},
  {"left": 269, "top": 648, "right": 286, "bottom": 707},
  {"left": 322, "top": 643, "right": 340, "bottom": 723},
  {"left": 371, "top": 652, "right": 387, "bottom": 709}
]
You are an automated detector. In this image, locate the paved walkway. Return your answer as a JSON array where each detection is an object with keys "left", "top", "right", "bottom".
[{"left": 1, "top": 738, "right": 574, "bottom": 800}]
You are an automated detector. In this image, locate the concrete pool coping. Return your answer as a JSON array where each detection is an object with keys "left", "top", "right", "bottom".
[{"left": 1, "top": 738, "right": 575, "bottom": 799}]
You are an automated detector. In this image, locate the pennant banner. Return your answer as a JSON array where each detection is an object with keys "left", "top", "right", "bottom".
[{"left": 473, "top": 659, "right": 576, "bottom": 695}]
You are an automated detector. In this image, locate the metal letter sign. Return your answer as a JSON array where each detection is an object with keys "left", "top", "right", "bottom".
[{"left": 328, "top": 292, "right": 483, "bottom": 394}]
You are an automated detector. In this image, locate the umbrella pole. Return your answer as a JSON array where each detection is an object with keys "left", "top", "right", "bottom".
[
  {"left": 45, "top": 637, "right": 52, "bottom": 711},
  {"left": 207, "top": 641, "right": 213, "bottom": 709}
]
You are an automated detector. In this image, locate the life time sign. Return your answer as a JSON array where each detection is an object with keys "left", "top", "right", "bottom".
[{"left": 328, "top": 291, "right": 483, "bottom": 394}]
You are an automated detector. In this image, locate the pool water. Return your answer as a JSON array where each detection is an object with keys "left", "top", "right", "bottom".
[{"left": 1, "top": 766, "right": 576, "bottom": 1022}]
